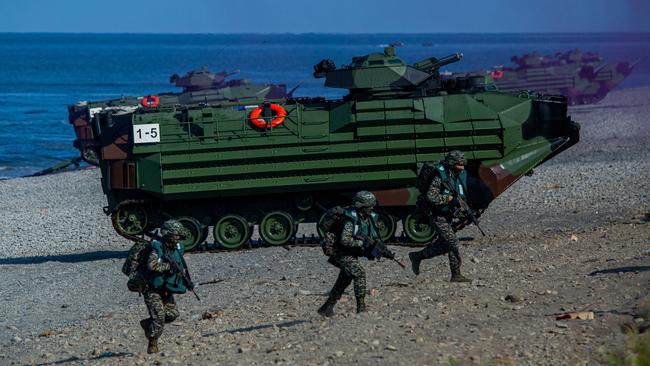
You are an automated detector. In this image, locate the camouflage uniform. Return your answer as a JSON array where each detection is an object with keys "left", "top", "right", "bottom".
[
  {"left": 139, "top": 220, "right": 192, "bottom": 354},
  {"left": 318, "top": 191, "right": 379, "bottom": 316},
  {"left": 409, "top": 151, "right": 471, "bottom": 282},
  {"left": 329, "top": 221, "right": 369, "bottom": 307},
  {"left": 140, "top": 249, "right": 180, "bottom": 341}
]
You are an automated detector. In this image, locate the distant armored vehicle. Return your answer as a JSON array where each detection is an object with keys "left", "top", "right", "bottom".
[
  {"left": 170, "top": 67, "right": 241, "bottom": 92},
  {"left": 450, "top": 50, "right": 636, "bottom": 105},
  {"left": 88, "top": 47, "right": 579, "bottom": 251},
  {"left": 168, "top": 67, "right": 288, "bottom": 99},
  {"left": 68, "top": 68, "right": 288, "bottom": 165}
]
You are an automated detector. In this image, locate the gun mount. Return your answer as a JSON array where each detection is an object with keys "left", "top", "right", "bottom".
[{"left": 314, "top": 47, "right": 478, "bottom": 100}]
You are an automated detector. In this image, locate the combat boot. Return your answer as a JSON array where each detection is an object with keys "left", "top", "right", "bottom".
[
  {"left": 317, "top": 299, "right": 336, "bottom": 317},
  {"left": 147, "top": 338, "right": 159, "bottom": 354},
  {"left": 356, "top": 296, "right": 366, "bottom": 313},
  {"left": 450, "top": 268, "right": 471, "bottom": 283},
  {"left": 450, "top": 274, "right": 471, "bottom": 282},
  {"left": 408, "top": 252, "right": 422, "bottom": 276}
]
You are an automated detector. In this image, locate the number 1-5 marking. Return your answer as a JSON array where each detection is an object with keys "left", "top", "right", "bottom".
[
  {"left": 133, "top": 124, "right": 160, "bottom": 143},
  {"left": 136, "top": 128, "right": 158, "bottom": 139}
]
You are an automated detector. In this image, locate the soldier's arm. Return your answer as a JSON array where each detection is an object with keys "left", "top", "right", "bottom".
[
  {"left": 426, "top": 175, "right": 452, "bottom": 206},
  {"left": 340, "top": 220, "right": 364, "bottom": 248},
  {"left": 146, "top": 250, "right": 171, "bottom": 273}
]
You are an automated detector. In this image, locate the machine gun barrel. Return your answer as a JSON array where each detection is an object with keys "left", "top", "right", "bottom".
[
  {"left": 433, "top": 52, "right": 463, "bottom": 69},
  {"left": 414, "top": 52, "right": 463, "bottom": 72}
]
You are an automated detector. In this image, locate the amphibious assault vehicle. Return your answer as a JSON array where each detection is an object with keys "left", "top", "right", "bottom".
[
  {"left": 91, "top": 47, "right": 579, "bottom": 251},
  {"left": 68, "top": 68, "right": 288, "bottom": 165},
  {"left": 449, "top": 50, "right": 636, "bottom": 105}
]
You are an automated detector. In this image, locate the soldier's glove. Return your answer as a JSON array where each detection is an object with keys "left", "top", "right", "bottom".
[
  {"left": 368, "top": 242, "right": 395, "bottom": 260},
  {"left": 366, "top": 237, "right": 377, "bottom": 250},
  {"left": 187, "top": 281, "right": 195, "bottom": 290},
  {"left": 449, "top": 197, "right": 461, "bottom": 208},
  {"left": 384, "top": 249, "right": 396, "bottom": 260},
  {"left": 356, "top": 234, "right": 376, "bottom": 250},
  {"left": 369, "top": 245, "right": 382, "bottom": 260}
]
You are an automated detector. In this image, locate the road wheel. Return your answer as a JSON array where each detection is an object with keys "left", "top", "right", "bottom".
[
  {"left": 259, "top": 211, "right": 295, "bottom": 245},
  {"left": 114, "top": 203, "right": 148, "bottom": 236},
  {"left": 403, "top": 211, "right": 436, "bottom": 243},
  {"left": 214, "top": 214, "right": 250, "bottom": 249}
]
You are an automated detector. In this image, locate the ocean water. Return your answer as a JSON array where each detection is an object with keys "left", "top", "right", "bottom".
[{"left": 0, "top": 33, "right": 648, "bottom": 178}]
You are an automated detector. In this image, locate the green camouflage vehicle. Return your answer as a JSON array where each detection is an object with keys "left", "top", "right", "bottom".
[{"left": 93, "top": 47, "right": 579, "bottom": 250}]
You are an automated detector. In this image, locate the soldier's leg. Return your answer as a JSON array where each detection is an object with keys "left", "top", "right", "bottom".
[
  {"left": 319, "top": 259, "right": 352, "bottom": 317},
  {"left": 162, "top": 293, "right": 179, "bottom": 323},
  {"left": 337, "top": 256, "right": 367, "bottom": 313},
  {"left": 434, "top": 220, "right": 471, "bottom": 283},
  {"left": 329, "top": 269, "right": 353, "bottom": 301},
  {"left": 142, "top": 290, "right": 165, "bottom": 353},
  {"left": 409, "top": 216, "right": 451, "bottom": 275}
]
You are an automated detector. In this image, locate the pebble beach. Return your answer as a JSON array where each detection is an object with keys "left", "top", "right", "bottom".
[{"left": 0, "top": 86, "right": 648, "bottom": 365}]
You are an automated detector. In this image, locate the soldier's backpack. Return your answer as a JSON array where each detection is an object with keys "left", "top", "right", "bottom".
[
  {"left": 121, "top": 240, "right": 151, "bottom": 293},
  {"left": 318, "top": 206, "right": 347, "bottom": 256},
  {"left": 416, "top": 161, "right": 440, "bottom": 194}
]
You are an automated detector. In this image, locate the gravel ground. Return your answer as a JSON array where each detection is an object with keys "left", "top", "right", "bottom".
[{"left": 0, "top": 87, "right": 648, "bottom": 365}]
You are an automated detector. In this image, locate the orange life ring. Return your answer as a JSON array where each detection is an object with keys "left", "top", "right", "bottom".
[
  {"left": 489, "top": 69, "right": 504, "bottom": 80},
  {"left": 141, "top": 95, "right": 160, "bottom": 108},
  {"left": 249, "top": 104, "right": 287, "bottom": 129}
]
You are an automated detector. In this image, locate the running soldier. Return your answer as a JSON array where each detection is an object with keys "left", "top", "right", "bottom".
[
  {"left": 408, "top": 150, "right": 472, "bottom": 282},
  {"left": 318, "top": 191, "right": 394, "bottom": 316},
  {"left": 139, "top": 220, "right": 195, "bottom": 354}
]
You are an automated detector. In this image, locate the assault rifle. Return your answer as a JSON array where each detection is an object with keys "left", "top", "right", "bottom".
[
  {"left": 355, "top": 232, "right": 406, "bottom": 269},
  {"left": 164, "top": 250, "right": 201, "bottom": 301},
  {"left": 441, "top": 181, "right": 486, "bottom": 236}
]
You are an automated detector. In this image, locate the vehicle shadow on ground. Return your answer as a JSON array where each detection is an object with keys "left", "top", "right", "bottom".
[
  {"left": 0, "top": 250, "right": 126, "bottom": 265},
  {"left": 588, "top": 266, "right": 650, "bottom": 276}
]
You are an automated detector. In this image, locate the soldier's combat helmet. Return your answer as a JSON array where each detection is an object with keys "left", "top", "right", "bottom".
[
  {"left": 444, "top": 150, "right": 467, "bottom": 166},
  {"left": 161, "top": 219, "right": 185, "bottom": 237},
  {"left": 353, "top": 191, "right": 377, "bottom": 208}
]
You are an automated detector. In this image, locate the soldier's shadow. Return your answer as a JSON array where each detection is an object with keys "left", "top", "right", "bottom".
[
  {"left": 0, "top": 250, "right": 126, "bottom": 265},
  {"left": 588, "top": 266, "right": 650, "bottom": 276},
  {"left": 202, "top": 319, "right": 311, "bottom": 337},
  {"left": 31, "top": 351, "right": 132, "bottom": 366}
]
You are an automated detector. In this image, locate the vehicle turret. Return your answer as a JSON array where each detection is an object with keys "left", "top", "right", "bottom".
[
  {"left": 169, "top": 67, "right": 242, "bottom": 92},
  {"left": 313, "top": 47, "right": 466, "bottom": 100}
]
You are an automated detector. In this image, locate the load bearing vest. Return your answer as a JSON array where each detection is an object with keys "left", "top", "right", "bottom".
[
  {"left": 344, "top": 209, "right": 379, "bottom": 238},
  {"left": 149, "top": 240, "right": 188, "bottom": 294},
  {"left": 437, "top": 165, "right": 468, "bottom": 211}
]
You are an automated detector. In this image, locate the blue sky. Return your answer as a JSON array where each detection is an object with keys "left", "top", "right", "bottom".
[{"left": 1, "top": 0, "right": 649, "bottom": 33}]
